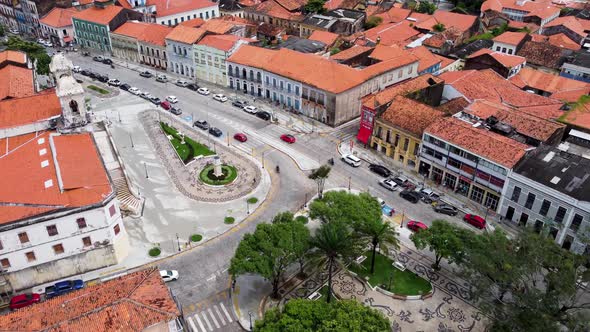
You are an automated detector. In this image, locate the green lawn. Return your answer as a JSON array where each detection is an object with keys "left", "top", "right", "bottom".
[
  {"left": 87, "top": 85, "right": 109, "bottom": 94},
  {"left": 349, "top": 251, "right": 432, "bottom": 296},
  {"left": 200, "top": 164, "right": 238, "bottom": 185},
  {"left": 160, "top": 122, "right": 214, "bottom": 164}
]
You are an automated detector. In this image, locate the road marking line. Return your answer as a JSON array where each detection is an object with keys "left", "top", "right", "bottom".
[
  {"left": 187, "top": 317, "right": 199, "bottom": 332},
  {"left": 214, "top": 304, "right": 226, "bottom": 325},
  {"left": 208, "top": 307, "right": 220, "bottom": 328},
  {"left": 220, "top": 303, "right": 233, "bottom": 322},
  {"left": 200, "top": 311, "right": 213, "bottom": 331},
  {"left": 195, "top": 312, "right": 207, "bottom": 332},
  {"left": 206, "top": 275, "right": 215, "bottom": 281}
]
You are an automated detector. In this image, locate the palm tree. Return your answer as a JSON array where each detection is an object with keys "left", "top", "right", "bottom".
[
  {"left": 308, "top": 164, "right": 331, "bottom": 199},
  {"left": 356, "top": 218, "right": 400, "bottom": 274},
  {"left": 310, "top": 221, "right": 364, "bottom": 303}
]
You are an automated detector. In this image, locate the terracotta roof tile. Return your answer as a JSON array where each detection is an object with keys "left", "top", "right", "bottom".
[
  {"left": 482, "top": 0, "right": 559, "bottom": 20},
  {"left": 362, "top": 74, "right": 443, "bottom": 109},
  {"left": 516, "top": 40, "right": 566, "bottom": 69},
  {"left": 113, "top": 21, "right": 151, "bottom": 39},
  {"left": 415, "top": 11, "right": 478, "bottom": 33},
  {"left": 138, "top": 24, "right": 173, "bottom": 46},
  {"left": 425, "top": 117, "right": 529, "bottom": 168},
  {"left": 166, "top": 25, "right": 206, "bottom": 44},
  {"left": 467, "top": 48, "right": 526, "bottom": 68},
  {"left": 545, "top": 16, "right": 587, "bottom": 37},
  {"left": 363, "top": 21, "right": 420, "bottom": 46},
  {"left": 0, "top": 268, "right": 180, "bottom": 331},
  {"left": 408, "top": 46, "right": 442, "bottom": 73},
  {"left": 423, "top": 27, "right": 462, "bottom": 48},
  {"left": 330, "top": 45, "right": 373, "bottom": 61},
  {"left": 0, "top": 64, "right": 35, "bottom": 100},
  {"left": 40, "top": 7, "right": 78, "bottom": 28},
  {"left": 368, "top": 44, "right": 407, "bottom": 61},
  {"left": 376, "top": 7, "right": 411, "bottom": 23},
  {"left": 200, "top": 19, "right": 239, "bottom": 34},
  {"left": 560, "top": 102, "right": 590, "bottom": 131},
  {"left": 436, "top": 97, "right": 470, "bottom": 115},
  {"left": 380, "top": 95, "right": 445, "bottom": 137},
  {"left": 72, "top": 5, "right": 123, "bottom": 25},
  {"left": 509, "top": 67, "right": 589, "bottom": 102},
  {"left": 247, "top": 0, "right": 305, "bottom": 21},
  {"left": 197, "top": 34, "right": 241, "bottom": 51},
  {"left": 492, "top": 31, "right": 528, "bottom": 46},
  {"left": 0, "top": 50, "right": 27, "bottom": 65},
  {"left": 179, "top": 17, "right": 205, "bottom": 28},
  {"left": 308, "top": 30, "right": 339, "bottom": 46},
  {"left": 275, "top": 0, "right": 306, "bottom": 11},
  {"left": 0, "top": 90, "right": 61, "bottom": 129},
  {"left": 147, "top": 0, "right": 217, "bottom": 17},
  {"left": 548, "top": 33, "right": 581, "bottom": 51}
]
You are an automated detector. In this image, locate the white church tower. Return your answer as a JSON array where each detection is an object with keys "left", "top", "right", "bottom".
[{"left": 49, "top": 53, "right": 88, "bottom": 129}]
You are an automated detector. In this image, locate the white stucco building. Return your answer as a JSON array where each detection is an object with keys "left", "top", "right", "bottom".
[
  {"left": 39, "top": 7, "right": 78, "bottom": 47},
  {"left": 195, "top": 34, "right": 245, "bottom": 85}
]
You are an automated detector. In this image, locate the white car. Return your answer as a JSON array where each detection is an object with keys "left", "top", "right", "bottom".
[
  {"left": 197, "top": 87, "right": 210, "bottom": 95},
  {"left": 243, "top": 105, "right": 258, "bottom": 114},
  {"left": 159, "top": 270, "right": 179, "bottom": 282},
  {"left": 379, "top": 178, "right": 399, "bottom": 191},
  {"left": 72, "top": 65, "right": 81, "bottom": 73},
  {"left": 341, "top": 154, "right": 361, "bottom": 167},
  {"left": 213, "top": 94, "right": 227, "bottom": 102},
  {"left": 140, "top": 91, "right": 152, "bottom": 99},
  {"left": 107, "top": 79, "right": 121, "bottom": 86},
  {"left": 166, "top": 96, "right": 178, "bottom": 103},
  {"left": 128, "top": 87, "right": 141, "bottom": 95},
  {"left": 45, "top": 42, "right": 53, "bottom": 47},
  {"left": 175, "top": 80, "right": 189, "bottom": 87}
]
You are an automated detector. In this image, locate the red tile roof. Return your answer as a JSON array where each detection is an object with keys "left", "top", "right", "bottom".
[
  {"left": 40, "top": 7, "right": 78, "bottom": 28},
  {"left": 376, "top": 7, "right": 411, "bottom": 23},
  {"left": 560, "top": 102, "right": 590, "bottom": 131},
  {"left": 197, "top": 34, "right": 241, "bottom": 51},
  {"left": 548, "top": 33, "right": 581, "bottom": 51},
  {"left": 147, "top": 0, "right": 217, "bottom": 17},
  {"left": 112, "top": 21, "right": 151, "bottom": 39},
  {"left": 0, "top": 268, "right": 180, "bottom": 331},
  {"left": 166, "top": 25, "right": 206, "bottom": 44},
  {"left": 308, "top": 30, "right": 339, "bottom": 46},
  {"left": 330, "top": 45, "right": 373, "bottom": 61},
  {"left": 516, "top": 40, "right": 566, "bottom": 69},
  {"left": 0, "top": 90, "right": 61, "bottom": 129},
  {"left": 423, "top": 27, "right": 462, "bottom": 49},
  {"left": 247, "top": 0, "right": 305, "bottom": 21},
  {"left": 0, "top": 64, "right": 35, "bottom": 100},
  {"left": 545, "top": 16, "right": 587, "bottom": 38},
  {"left": 509, "top": 67, "right": 589, "bottom": 102},
  {"left": 408, "top": 46, "right": 442, "bottom": 73},
  {"left": 138, "top": 24, "right": 173, "bottom": 46},
  {"left": 368, "top": 44, "right": 407, "bottom": 61},
  {"left": 179, "top": 17, "right": 205, "bottom": 28},
  {"left": 415, "top": 11, "right": 477, "bottom": 33},
  {"left": 72, "top": 5, "right": 123, "bottom": 25},
  {"left": 492, "top": 31, "right": 528, "bottom": 46},
  {"left": 0, "top": 131, "right": 112, "bottom": 224},
  {"left": 380, "top": 95, "right": 445, "bottom": 137},
  {"left": 362, "top": 74, "right": 444, "bottom": 109},
  {"left": 0, "top": 50, "right": 27, "bottom": 65},
  {"left": 362, "top": 21, "right": 421, "bottom": 46},
  {"left": 468, "top": 48, "right": 526, "bottom": 68},
  {"left": 482, "top": 0, "right": 560, "bottom": 20},
  {"left": 200, "top": 19, "right": 238, "bottom": 34},
  {"left": 425, "top": 117, "right": 529, "bottom": 168}
]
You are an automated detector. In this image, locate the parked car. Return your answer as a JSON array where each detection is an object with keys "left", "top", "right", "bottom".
[
  {"left": 213, "top": 94, "right": 228, "bottom": 102},
  {"left": 419, "top": 188, "right": 440, "bottom": 201},
  {"left": 399, "top": 190, "right": 420, "bottom": 203},
  {"left": 369, "top": 164, "right": 391, "bottom": 177},
  {"left": 186, "top": 83, "right": 200, "bottom": 91},
  {"left": 88, "top": 71, "right": 98, "bottom": 79},
  {"left": 209, "top": 127, "right": 222, "bottom": 137},
  {"left": 155, "top": 74, "right": 167, "bottom": 83},
  {"left": 175, "top": 79, "right": 189, "bottom": 87},
  {"left": 280, "top": 134, "right": 296, "bottom": 144},
  {"left": 407, "top": 221, "right": 428, "bottom": 232},
  {"left": 45, "top": 280, "right": 84, "bottom": 299},
  {"left": 341, "top": 154, "right": 361, "bottom": 167},
  {"left": 232, "top": 100, "right": 247, "bottom": 108},
  {"left": 243, "top": 105, "right": 257, "bottom": 114},
  {"left": 139, "top": 71, "right": 153, "bottom": 78},
  {"left": 9, "top": 293, "right": 40, "bottom": 310},
  {"left": 140, "top": 91, "right": 152, "bottom": 99},
  {"left": 433, "top": 203, "right": 458, "bottom": 216},
  {"left": 160, "top": 100, "right": 172, "bottom": 110},
  {"left": 149, "top": 96, "right": 161, "bottom": 105},
  {"left": 119, "top": 83, "right": 131, "bottom": 91},
  {"left": 82, "top": 51, "right": 90, "bottom": 56},
  {"left": 256, "top": 111, "right": 271, "bottom": 120},
  {"left": 92, "top": 56, "right": 104, "bottom": 62},
  {"left": 464, "top": 214, "right": 486, "bottom": 229},
  {"left": 80, "top": 69, "right": 91, "bottom": 76},
  {"left": 97, "top": 75, "right": 109, "bottom": 83},
  {"left": 379, "top": 178, "right": 398, "bottom": 191},
  {"left": 160, "top": 270, "right": 179, "bottom": 282},
  {"left": 72, "top": 65, "right": 81, "bottom": 73},
  {"left": 166, "top": 95, "right": 178, "bottom": 103},
  {"left": 128, "top": 87, "right": 141, "bottom": 95},
  {"left": 102, "top": 58, "right": 112, "bottom": 65},
  {"left": 197, "top": 87, "right": 210, "bottom": 95},
  {"left": 391, "top": 176, "right": 409, "bottom": 187},
  {"left": 45, "top": 42, "right": 53, "bottom": 47},
  {"left": 107, "top": 79, "right": 121, "bottom": 86},
  {"left": 234, "top": 133, "right": 247, "bottom": 142},
  {"left": 170, "top": 106, "right": 182, "bottom": 115},
  {"left": 194, "top": 120, "right": 209, "bottom": 130}
]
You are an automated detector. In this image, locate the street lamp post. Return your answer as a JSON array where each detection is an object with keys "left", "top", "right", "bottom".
[
  {"left": 129, "top": 134, "right": 134, "bottom": 148},
  {"left": 248, "top": 311, "right": 253, "bottom": 330},
  {"left": 348, "top": 176, "right": 351, "bottom": 192},
  {"left": 144, "top": 162, "right": 149, "bottom": 179},
  {"left": 118, "top": 111, "right": 121, "bottom": 123},
  {"left": 262, "top": 151, "right": 265, "bottom": 169},
  {"left": 176, "top": 233, "right": 181, "bottom": 252}
]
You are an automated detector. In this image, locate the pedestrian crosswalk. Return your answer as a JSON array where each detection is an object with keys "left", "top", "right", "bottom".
[{"left": 187, "top": 302, "right": 235, "bottom": 332}]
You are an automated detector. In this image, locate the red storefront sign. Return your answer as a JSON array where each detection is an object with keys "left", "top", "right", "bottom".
[{"left": 357, "top": 105, "right": 375, "bottom": 144}]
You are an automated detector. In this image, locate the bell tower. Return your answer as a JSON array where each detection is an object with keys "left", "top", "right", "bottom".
[{"left": 49, "top": 53, "right": 88, "bottom": 129}]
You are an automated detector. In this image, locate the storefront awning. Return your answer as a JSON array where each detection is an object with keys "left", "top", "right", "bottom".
[
  {"left": 63, "top": 36, "right": 73, "bottom": 43},
  {"left": 356, "top": 126, "right": 372, "bottom": 144}
]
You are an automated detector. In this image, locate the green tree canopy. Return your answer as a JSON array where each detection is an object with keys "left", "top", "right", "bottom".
[
  {"left": 433, "top": 23, "right": 446, "bottom": 32},
  {"left": 364, "top": 16, "right": 383, "bottom": 29},
  {"left": 309, "top": 190, "right": 382, "bottom": 226},
  {"left": 255, "top": 299, "right": 391, "bottom": 332},
  {"left": 416, "top": 1, "right": 437, "bottom": 14},
  {"left": 304, "top": 0, "right": 326, "bottom": 14},
  {"left": 272, "top": 211, "right": 311, "bottom": 277},
  {"left": 308, "top": 164, "right": 331, "bottom": 199},
  {"left": 5, "top": 36, "right": 50, "bottom": 75}
]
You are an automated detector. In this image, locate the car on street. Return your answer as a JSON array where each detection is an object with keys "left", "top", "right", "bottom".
[
  {"left": 102, "top": 58, "right": 113, "bottom": 65},
  {"left": 45, "top": 279, "right": 84, "bottom": 299},
  {"left": 369, "top": 164, "right": 391, "bottom": 177},
  {"left": 166, "top": 95, "right": 178, "bottom": 103},
  {"left": 187, "top": 83, "right": 200, "bottom": 91},
  {"left": 399, "top": 190, "right": 421, "bottom": 203},
  {"left": 92, "top": 56, "right": 104, "bottom": 62},
  {"left": 97, "top": 75, "right": 109, "bottom": 83},
  {"left": 160, "top": 270, "right": 179, "bottom": 282},
  {"left": 379, "top": 178, "right": 398, "bottom": 191},
  {"left": 232, "top": 100, "right": 247, "bottom": 108},
  {"left": 256, "top": 111, "right": 271, "bottom": 120},
  {"left": 407, "top": 221, "right": 428, "bottom": 232},
  {"left": 464, "top": 214, "right": 486, "bottom": 229},
  {"left": 197, "top": 87, "right": 210, "bottom": 95},
  {"left": 119, "top": 83, "right": 130, "bottom": 91},
  {"left": 9, "top": 293, "right": 40, "bottom": 310},
  {"left": 128, "top": 87, "right": 141, "bottom": 95},
  {"left": 107, "top": 78, "right": 121, "bottom": 86},
  {"left": 213, "top": 94, "right": 228, "bottom": 102},
  {"left": 72, "top": 65, "right": 81, "bottom": 73},
  {"left": 80, "top": 69, "right": 91, "bottom": 76},
  {"left": 149, "top": 96, "right": 161, "bottom": 105},
  {"left": 194, "top": 120, "right": 209, "bottom": 130},
  {"left": 341, "top": 154, "right": 361, "bottom": 167},
  {"left": 88, "top": 71, "right": 98, "bottom": 79},
  {"left": 140, "top": 91, "right": 152, "bottom": 99},
  {"left": 280, "top": 134, "right": 296, "bottom": 144},
  {"left": 175, "top": 79, "right": 188, "bottom": 87},
  {"left": 209, "top": 127, "right": 222, "bottom": 137},
  {"left": 139, "top": 71, "right": 153, "bottom": 78},
  {"left": 156, "top": 74, "right": 167, "bottom": 83},
  {"left": 160, "top": 100, "right": 172, "bottom": 110},
  {"left": 433, "top": 203, "right": 458, "bottom": 216},
  {"left": 170, "top": 106, "right": 182, "bottom": 115},
  {"left": 45, "top": 42, "right": 53, "bottom": 47},
  {"left": 391, "top": 176, "right": 409, "bottom": 187},
  {"left": 243, "top": 105, "right": 257, "bottom": 114},
  {"left": 234, "top": 133, "right": 247, "bottom": 142},
  {"left": 419, "top": 188, "right": 440, "bottom": 201}
]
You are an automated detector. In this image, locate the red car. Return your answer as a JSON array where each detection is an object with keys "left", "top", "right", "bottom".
[
  {"left": 234, "top": 133, "right": 247, "bottom": 142},
  {"left": 407, "top": 221, "right": 428, "bottom": 232},
  {"left": 160, "top": 100, "right": 171, "bottom": 110},
  {"left": 280, "top": 134, "right": 296, "bottom": 144},
  {"left": 464, "top": 214, "right": 486, "bottom": 229},
  {"left": 9, "top": 293, "right": 40, "bottom": 310}
]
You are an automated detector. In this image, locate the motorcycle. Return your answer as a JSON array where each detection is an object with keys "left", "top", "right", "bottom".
[
  {"left": 276, "top": 165, "right": 280, "bottom": 174},
  {"left": 328, "top": 158, "right": 334, "bottom": 165}
]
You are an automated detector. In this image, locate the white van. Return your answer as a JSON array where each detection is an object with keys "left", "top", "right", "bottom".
[{"left": 342, "top": 154, "right": 361, "bottom": 167}]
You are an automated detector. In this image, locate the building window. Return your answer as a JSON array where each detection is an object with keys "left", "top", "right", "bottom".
[
  {"left": 114, "top": 224, "right": 121, "bottom": 235},
  {"left": 403, "top": 138, "right": 409, "bottom": 151},
  {"left": 25, "top": 251, "right": 36, "bottom": 262},
  {"left": 524, "top": 193, "right": 535, "bottom": 209},
  {"left": 46, "top": 225, "right": 58, "bottom": 236},
  {"left": 0, "top": 258, "right": 10, "bottom": 268},
  {"left": 109, "top": 204, "right": 116, "bottom": 217},
  {"left": 570, "top": 214, "right": 583, "bottom": 232},
  {"left": 510, "top": 186, "right": 521, "bottom": 202},
  {"left": 539, "top": 200, "right": 551, "bottom": 216},
  {"left": 53, "top": 244, "right": 64, "bottom": 255},
  {"left": 549, "top": 227, "right": 559, "bottom": 239},
  {"left": 82, "top": 236, "right": 92, "bottom": 247},
  {"left": 18, "top": 232, "right": 29, "bottom": 244},
  {"left": 555, "top": 207, "right": 567, "bottom": 223},
  {"left": 470, "top": 186, "right": 485, "bottom": 204}
]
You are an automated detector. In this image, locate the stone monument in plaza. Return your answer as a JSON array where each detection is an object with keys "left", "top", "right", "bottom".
[{"left": 213, "top": 156, "right": 223, "bottom": 178}]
